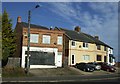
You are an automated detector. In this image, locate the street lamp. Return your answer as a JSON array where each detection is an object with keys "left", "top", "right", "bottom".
[{"left": 26, "top": 5, "right": 40, "bottom": 75}]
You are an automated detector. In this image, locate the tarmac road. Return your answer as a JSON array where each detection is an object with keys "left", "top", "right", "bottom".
[{"left": 2, "top": 73, "right": 120, "bottom": 83}]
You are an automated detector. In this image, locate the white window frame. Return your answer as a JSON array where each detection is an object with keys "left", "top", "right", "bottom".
[
  {"left": 42, "top": 35, "right": 50, "bottom": 44},
  {"left": 82, "top": 55, "right": 90, "bottom": 61},
  {"left": 71, "top": 41, "right": 76, "bottom": 47},
  {"left": 30, "top": 34, "right": 39, "bottom": 43},
  {"left": 71, "top": 54, "right": 75, "bottom": 65},
  {"left": 57, "top": 36, "right": 62, "bottom": 45},
  {"left": 83, "top": 42, "right": 88, "bottom": 49}
]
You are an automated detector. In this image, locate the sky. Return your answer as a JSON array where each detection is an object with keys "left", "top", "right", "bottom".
[{"left": 2, "top": 2, "right": 119, "bottom": 61}]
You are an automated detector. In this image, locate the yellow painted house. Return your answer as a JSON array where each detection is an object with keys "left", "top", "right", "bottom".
[{"left": 60, "top": 26, "right": 115, "bottom": 66}]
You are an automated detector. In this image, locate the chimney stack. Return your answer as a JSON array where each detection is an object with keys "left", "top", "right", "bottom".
[
  {"left": 94, "top": 36, "right": 99, "bottom": 40},
  {"left": 74, "top": 26, "right": 81, "bottom": 32},
  {"left": 17, "top": 16, "right": 21, "bottom": 23}
]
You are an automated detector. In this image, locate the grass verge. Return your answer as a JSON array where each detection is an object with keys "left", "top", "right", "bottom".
[{"left": 2, "top": 66, "right": 33, "bottom": 77}]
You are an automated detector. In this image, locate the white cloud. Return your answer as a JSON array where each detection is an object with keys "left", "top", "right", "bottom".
[{"left": 47, "top": 2, "right": 118, "bottom": 57}]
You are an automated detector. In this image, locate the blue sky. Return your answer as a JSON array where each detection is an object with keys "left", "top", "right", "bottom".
[{"left": 2, "top": 2, "right": 119, "bottom": 61}]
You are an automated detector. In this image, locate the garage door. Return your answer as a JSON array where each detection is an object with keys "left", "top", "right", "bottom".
[{"left": 28, "top": 51, "right": 55, "bottom": 65}]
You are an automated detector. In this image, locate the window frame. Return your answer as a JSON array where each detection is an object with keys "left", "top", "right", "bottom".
[
  {"left": 104, "top": 46, "right": 107, "bottom": 51},
  {"left": 71, "top": 41, "right": 76, "bottom": 47},
  {"left": 30, "top": 34, "right": 39, "bottom": 43},
  {"left": 57, "top": 36, "right": 63, "bottom": 45},
  {"left": 42, "top": 35, "right": 51, "bottom": 44},
  {"left": 97, "top": 44, "right": 101, "bottom": 50},
  {"left": 97, "top": 55, "right": 102, "bottom": 61},
  {"left": 82, "top": 55, "right": 90, "bottom": 61},
  {"left": 83, "top": 42, "right": 88, "bottom": 48}
]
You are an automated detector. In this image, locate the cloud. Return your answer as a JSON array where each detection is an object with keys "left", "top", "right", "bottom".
[{"left": 46, "top": 2, "right": 118, "bottom": 57}]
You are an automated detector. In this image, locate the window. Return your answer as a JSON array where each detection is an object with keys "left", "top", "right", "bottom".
[
  {"left": 83, "top": 55, "right": 90, "bottom": 61},
  {"left": 104, "top": 56, "right": 107, "bottom": 62},
  {"left": 58, "top": 52, "right": 62, "bottom": 55},
  {"left": 97, "top": 55, "right": 102, "bottom": 61},
  {"left": 97, "top": 45, "right": 101, "bottom": 50},
  {"left": 42, "top": 35, "right": 50, "bottom": 44},
  {"left": 83, "top": 42, "right": 88, "bottom": 48},
  {"left": 72, "top": 41, "right": 75, "bottom": 46},
  {"left": 72, "top": 55, "right": 75, "bottom": 64},
  {"left": 57, "top": 36, "right": 62, "bottom": 45},
  {"left": 30, "top": 34, "right": 39, "bottom": 43},
  {"left": 104, "top": 46, "right": 107, "bottom": 51}
]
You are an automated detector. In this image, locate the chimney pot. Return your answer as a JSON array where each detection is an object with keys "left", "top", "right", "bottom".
[
  {"left": 17, "top": 16, "right": 21, "bottom": 23},
  {"left": 74, "top": 26, "right": 81, "bottom": 32},
  {"left": 94, "top": 36, "right": 99, "bottom": 40}
]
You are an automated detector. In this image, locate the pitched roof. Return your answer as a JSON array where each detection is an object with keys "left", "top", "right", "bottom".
[
  {"left": 82, "top": 33, "right": 112, "bottom": 48},
  {"left": 60, "top": 28, "right": 112, "bottom": 48},
  {"left": 21, "top": 22, "right": 49, "bottom": 30}
]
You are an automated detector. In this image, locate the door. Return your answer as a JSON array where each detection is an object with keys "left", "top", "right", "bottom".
[
  {"left": 104, "top": 56, "right": 107, "bottom": 63},
  {"left": 57, "top": 52, "right": 62, "bottom": 67}
]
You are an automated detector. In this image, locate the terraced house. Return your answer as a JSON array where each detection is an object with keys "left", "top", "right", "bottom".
[
  {"left": 15, "top": 16, "right": 115, "bottom": 69},
  {"left": 60, "top": 26, "right": 115, "bottom": 66},
  {"left": 15, "top": 17, "right": 65, "bottom": 68}
]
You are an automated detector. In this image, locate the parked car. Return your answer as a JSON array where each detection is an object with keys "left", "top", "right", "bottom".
[
  {"left": 75, "top": 63, "right": 95, "bottom": 72},
  {"left": 97, "top": 62, "right": 116, "bottom": 72},
  {"left": 87, "top": 62, "right": 101, "bottom": 70}
]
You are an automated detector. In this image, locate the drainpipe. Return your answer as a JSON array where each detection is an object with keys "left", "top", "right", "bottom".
[{"left": 70, "top": 40, "right": 71, "bottom": 66}]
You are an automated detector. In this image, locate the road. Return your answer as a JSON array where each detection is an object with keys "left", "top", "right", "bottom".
[{"left": 2, "top": 73, "right": 120, "bottom": 83}]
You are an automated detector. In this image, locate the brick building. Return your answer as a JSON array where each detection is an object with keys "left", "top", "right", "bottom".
[{"left": 15, "top": 16, "right": 65, "bottom": 68}]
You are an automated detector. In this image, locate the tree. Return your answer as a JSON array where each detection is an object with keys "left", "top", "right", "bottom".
[
  {"left": 0, "top": 14, "right": 2, "bottom": 60},
  {"left": 2, "top": 10, "right": 16, "bottom": 66}
]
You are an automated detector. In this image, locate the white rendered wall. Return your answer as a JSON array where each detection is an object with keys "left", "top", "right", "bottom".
[{"left": 21, "top": 46, "right": 60, "bottom": 68}]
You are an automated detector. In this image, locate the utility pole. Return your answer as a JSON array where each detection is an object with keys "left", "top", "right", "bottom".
[{"left": 26, "top": 5, "right": 40, "bottom": 75}]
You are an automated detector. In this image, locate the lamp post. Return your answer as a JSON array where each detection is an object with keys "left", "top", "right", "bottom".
[{"left": 26, "top": 5, "right": 40, "bottom": 75}]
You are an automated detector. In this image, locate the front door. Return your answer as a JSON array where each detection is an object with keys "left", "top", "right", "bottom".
[
  {"left": 104, "top": 56, "right": 107, "bottom": 63},
  {"left": 57, "top": 52, "right": 62, "bottom": 67}
]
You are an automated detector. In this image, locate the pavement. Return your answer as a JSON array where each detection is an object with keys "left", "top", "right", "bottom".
[
  {"left": 2, "top": 74, "right": 120, "bottom": 83},
  {"left": 28, "top": 67, "right": 118, "bottom": 77},
  {"left": 2, "top": 67, "right": 120, "bottom": 83}
]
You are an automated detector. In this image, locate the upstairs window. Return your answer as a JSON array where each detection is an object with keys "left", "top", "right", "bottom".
[
  {"left": 42, "top": 35, "right": 50, "bottom": 44},
  {"left": 104, "top": 46, "right": 107, "bottom": 51},
  {"left": 57, "top": 36, "right": 62, "bottom": 45},
  {"left": 72, "top": 41, "right": 75, "bottom": 46},
  {"left": 83, "top": 42, "right": 88, "bottom": 48},
  {"left": 30, "top": 34, "right": 39, "bottom": 43},
  {"left": 97, "top": 44, "right": 101, "bottom": 50}
]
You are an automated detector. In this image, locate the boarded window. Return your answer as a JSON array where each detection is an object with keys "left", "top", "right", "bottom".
[{"left": 29, "top": 51, "right": 55, "bottom": 65}]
